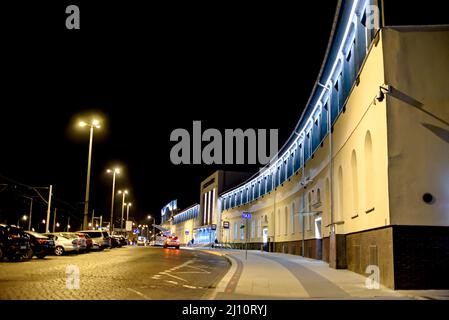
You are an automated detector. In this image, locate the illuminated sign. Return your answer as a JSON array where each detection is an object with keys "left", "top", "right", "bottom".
[
  {"left": 242, "top": 212, "right": 252, "bottom": 219},
  {"left": 161, "top": 199, "right": 177, "bottom": 216},
  {"left": 223, "top": 221, "right": 230, "bottom": 229}
]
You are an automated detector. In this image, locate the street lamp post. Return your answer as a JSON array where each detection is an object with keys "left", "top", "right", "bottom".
[
  {"left": 79, "top": 119, "right": 101, "bottom": 230},
  {"left": 118, "top": 190, "right": 128, "bottom": 233},
  {"left": 126, "top": 203, "right": 132, "bottom": 221},
  {"left": 107, "top": 168, "right": 120, "bottom": 234}
]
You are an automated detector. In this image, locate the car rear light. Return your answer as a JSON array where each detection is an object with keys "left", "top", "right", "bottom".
[
  {"left": 72, "top": 240, "right": 77, "bottom": 245},
  {"left": 37, "top": 239, "right": 47, "bottom": 244}
]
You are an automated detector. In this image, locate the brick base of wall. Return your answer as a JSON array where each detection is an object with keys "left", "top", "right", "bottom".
[
  {"left": 346, "top": 226, "right": 394, "bottom": 288},
  {"left": 346, "top": 225, "right": 449, "bottom": 289},
  {"left": 393, "top": 225, "right": 449, "bottom": 289}
]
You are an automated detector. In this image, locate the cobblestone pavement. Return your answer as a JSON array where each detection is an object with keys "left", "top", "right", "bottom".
[{"left": 0, "top": 246, "right": 230, "bottom": 300}]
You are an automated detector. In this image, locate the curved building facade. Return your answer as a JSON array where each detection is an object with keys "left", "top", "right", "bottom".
[
  {"left": 217, "top": 0, "right": 449, "bottom": 289},
  {"left": 165, "top": 0, "right": 449, "bottom": 290}
]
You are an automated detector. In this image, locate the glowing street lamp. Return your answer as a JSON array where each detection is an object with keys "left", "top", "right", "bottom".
[
  {"left": 125, "top": 202, "right": 132, "bottom": 221},
  {"left": 106, "top": 168, "right": 120, "bottom": 233},
  {"left": 78, "top": 117, "right": 102, "bottom": 229},
  {"left": 118, "top": 190, "right": 128, "bottom": 232}
]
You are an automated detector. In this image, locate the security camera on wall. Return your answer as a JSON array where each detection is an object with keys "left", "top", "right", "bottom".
[
  {"left": 376, "top": 90, "right": 385, "bottom": 102},
  {"left": 376, "top": 85, "right": 390, "bottom": 103}
]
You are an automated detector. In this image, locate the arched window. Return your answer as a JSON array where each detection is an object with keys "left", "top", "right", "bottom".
[
  {"left": 276, "top": 209, "right": 281, "bottom": 237},
  {"left": 233, "top": 222, "right": 238, "bottom": 240},
  {"left": 365, "top": 131, "right": 374, "bottom": 209},
  {"left": 351, "top": 150, "right": 359, "bottom": 214},
  {"left": 291, "top": 202, "right": 295, "bottom": 234},
  {"left": 284, "top": 207, "right": 288, "bottom": 235},
  {"left": 307, "top": 192, "right": 312, "bottom": 231},
  {"left": 338, "top": 166, "right": 344, "bottom": 221}
]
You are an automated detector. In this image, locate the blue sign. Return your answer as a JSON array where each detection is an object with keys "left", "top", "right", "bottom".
[
  {"left": 242, "top": 212, "right": 252, "bottom": 219},
  {"left": 133, "top": 229, "right": 140, "bottom": 234}
]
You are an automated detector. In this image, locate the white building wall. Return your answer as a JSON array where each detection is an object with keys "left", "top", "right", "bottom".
[
  {"left": 383, "top": 27, "right": 449, "bottom": 226},
  {"left": 220, "top": 31, "right": 391, "bottom": 243}
]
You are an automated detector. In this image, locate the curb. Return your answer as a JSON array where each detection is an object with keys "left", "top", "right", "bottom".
[{"left": 189, "top": 248, "right": 239, "bottom": 300}]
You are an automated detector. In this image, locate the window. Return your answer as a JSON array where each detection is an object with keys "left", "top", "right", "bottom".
[
  {"left": 276, "top": 209, "right": 281, "bottom": 236},
  {"left": 291, "top": 202, "right": 295, "bottom": 234},
  {"left": 307, "top": 192, "right": 312, "bottom": 231},
  {"left": 251, "top": 220, "right": 255, "bottom": 239},
  {"left": 338, "top": 166, "right": 344, "bottom": 221},
  {"left": 317, "top": 188, "right": 321, "bottom": 204},
  {"left": 351, "top": 150, "right": 359, "bottom": 214},
  {"left": 365, "top": 131, "right": 374, "bottom": 209},
  {"left": 284, "top": 207, "right": 288, "bottom": 235},
  {"left": 233, "top": 222, "right": 237, "bottom": 240}
]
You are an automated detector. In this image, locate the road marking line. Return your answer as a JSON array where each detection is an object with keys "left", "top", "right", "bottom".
[
  {"left": 127, "top": 288, "right": 152, "bottom": 300},
  {"left": 162, "top": 272, "right": 188, "bottom": 282},
  {"left": 183, "top": 265, "right": 211, "bottom": 273},
  {"left": 165, "top": 280, "right": 178, "bottom": 285},
  {"left": 182, "top": 285, "right": 197, "bottom": 289}
]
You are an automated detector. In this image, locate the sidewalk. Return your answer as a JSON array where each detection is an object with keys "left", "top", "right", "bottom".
[{"left": 187, "top": 248, "right": 449, "bottom": 300}]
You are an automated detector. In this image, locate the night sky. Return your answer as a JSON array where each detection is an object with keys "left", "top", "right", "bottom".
[{"left": 0, "top": 1, "right": 446, "bottom": 229}]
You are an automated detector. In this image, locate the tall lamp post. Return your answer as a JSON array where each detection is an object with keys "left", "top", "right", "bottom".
[
  {"left": 106, "top": 168, "right": 120, "bottom": 233},
  {"left": 79, "top": 119, "right": 101, "bottom": 230},
  {"left": 125, "top": 203, "right": 132, "bottom": 221},
  {"left": 118, "top": 190, "right": 128, "bottom": 233}
]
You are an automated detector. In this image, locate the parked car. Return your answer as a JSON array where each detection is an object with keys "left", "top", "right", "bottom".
[
  {"left": 23, "top": 231, "right": 55, "bottom": 259},
  {"left": 117, "top": 235, "right": 127, "bottom": 246},
  {"left": 44, "top": 233, "right": 80, "bottom": 256},
  {"left": 0, "top": 224, "right": 30, "bottom": 261},
  {"left": 110, "top": 235, "right": 122, "bottom": 248},
  {"left": 78, "top": 231, "right": 110, "bottom": 250},
  {"left": 163, "top": 235, "right": 180, "bottom": 249},
  {"left": 61, "top": 233, "right": 87, "bottom": 252},
  {"left": 76, "top": 233, "right": 93, "bottom": 252},
  {"left": 111, "top": 235, "right": 127, "bottom": 247}
]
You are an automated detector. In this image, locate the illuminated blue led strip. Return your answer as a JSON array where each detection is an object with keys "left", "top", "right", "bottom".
[
  {"left": 220, "top": 0, "right": 378, "bottom": 211},
  {"left": 173, "top": 204, "right": 200, "bottom": 225}
]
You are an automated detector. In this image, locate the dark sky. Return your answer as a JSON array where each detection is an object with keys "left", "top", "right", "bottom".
[{"left": 1, "top": 1, "right": 447, "bottom": 229}]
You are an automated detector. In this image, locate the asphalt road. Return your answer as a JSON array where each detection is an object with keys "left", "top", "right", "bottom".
[{"left": 0, "top": 246, "right": 230, "bottom": 300}]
